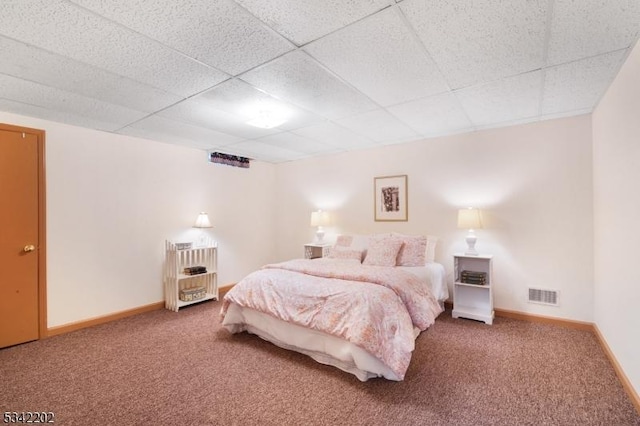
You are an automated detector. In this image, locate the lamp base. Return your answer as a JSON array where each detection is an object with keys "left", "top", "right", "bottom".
[
  {"left": 464, "top": 232, "right": 479, "bottom": 256},
  {"left": 315, "top": 228, "right": 325, "bottom": 244}
]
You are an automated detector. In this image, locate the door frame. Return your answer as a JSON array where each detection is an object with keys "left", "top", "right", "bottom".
[{"left": 1, "top": 122, "right": 47, "bottom": 339}]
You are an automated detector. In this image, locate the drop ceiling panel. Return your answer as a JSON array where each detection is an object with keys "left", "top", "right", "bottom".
[
  {"left": 158, "top": 102, "right": 279, "bottom": 140},
  {"left": 305, "top": 7, "right": 448, "bottom": 107},
  {"left": 0, "top": 73, "right": 147, "bottom": 130},
  {"left": 336, "top": 108, "right": 421, "bottom": 144},
  {"left": 223, "top": 140, "right": 308, "bottom": 163},
  {"left": 0, "top": 0, "right": 229, "bottom": 97},
  {"left": 0, "top": 1, "right": 637, "bottom": 164},
  {"left": 0, "top": 37, "right": 182, "bottom": 112},
  {"left": 118, "top": 115, "right": 242, "bottom": 149},
  {"left": 547, "top": 0, "right": 640, "bottom": 66},
  {"left": 240, "top": 51, "right": 378, "bottom": 120},
  {"left": 235, "top": 0, "right": 391, "bottom": 46},
  {"left": 0, "top": 98, "right": 139, "bottom": 132},
  {"left": 388, "top": 92, "right": 473, "bottom": 137},
  {"left": 455, "top": 71, "right": 542, "bottom": 126},
  {"left": 291, "top": 122, "right": 376, "bottom": 150},
  {"left": 187, "top": 78, "right": 326, "bottom": 132},
  {"left": 542, "top": 51, "right": 627, "bottom": 115},
  {"left": 256, "top": 132, "right": 339, "bottom": 155},
  {"left": 400, "top": 0, "right": 547, "bottom": 89},
  {"left": 69, "top": 0, "right": 293, "bottom": 76}
]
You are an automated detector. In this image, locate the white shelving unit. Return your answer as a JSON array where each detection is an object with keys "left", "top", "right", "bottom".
[
  {"left": 164, "top": 240, "right": 218, "bottom": 312},
  {"left": 452, "top": 254, "right": 494, "bottom": 325},
  {"left": 304, "top": 243, "right": 332, "bottom": 259}
]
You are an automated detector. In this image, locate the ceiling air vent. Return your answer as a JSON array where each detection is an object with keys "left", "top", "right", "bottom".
[{"left": 528, "top": 288, "right": 559, "bottom": 306}]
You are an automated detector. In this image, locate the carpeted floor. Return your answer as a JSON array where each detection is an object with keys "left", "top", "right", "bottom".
[{"left": 1, "top": 301, "right": 638, "bottom": 426}]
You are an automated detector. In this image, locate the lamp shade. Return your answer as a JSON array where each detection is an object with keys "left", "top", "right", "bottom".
[
  {"left": 457, "top": 208, "right": 482, "bottom": 230},
  {"left": 193, "top": 212, "right": 212, "bottom": 228},
  {"left": 310, "top": 210, "right": 330, "bottom": 227}
]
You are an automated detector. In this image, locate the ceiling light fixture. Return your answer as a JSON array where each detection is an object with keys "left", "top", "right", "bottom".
[
  {"left": 246, "top": 110, "right": 287, "bottom": 129},
  {"left": 244, "top": 100, "right": 290, "bottom": 129}
]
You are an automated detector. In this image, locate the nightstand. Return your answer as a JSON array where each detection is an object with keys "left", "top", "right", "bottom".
[
  {"left": 452, "top": 254, "right": 494, "bottom": 325},
  {"left": 304, "top": 243, "right": 331, "bottom": 259}
]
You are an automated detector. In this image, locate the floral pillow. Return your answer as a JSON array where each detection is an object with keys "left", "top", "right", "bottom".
[
  {"left": 363, "top": 237, "right": 404, "bottom": 267},
  {"left": 327, "top": 246, "right": 363, "bottom": 262},
  {"left": 392, "top": 233, "right": 427, "bottom": 266}
]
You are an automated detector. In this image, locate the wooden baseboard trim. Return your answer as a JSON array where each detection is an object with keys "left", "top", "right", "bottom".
[
  {"left": 47, "top": 285, "right": 239, "bottom": 338},
  {"left": 46, "top": 302, "right": 165, "bottom": 337},
  {"left": 493, "top": 308, "right": 594, "bottom": 331},
  {"left": 219, "top": 283, "right": 235, "bottom": 298},
  {"left": 592, "top": 325, "right": 640, "bottom": 414}
]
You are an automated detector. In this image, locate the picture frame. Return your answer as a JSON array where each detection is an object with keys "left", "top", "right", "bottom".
[{"left": 374, "top": 175, "right": 408, "bottom": 222}]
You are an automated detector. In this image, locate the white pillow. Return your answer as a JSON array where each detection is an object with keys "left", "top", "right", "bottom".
[{"left": 425, "top": 235, "right": 438, "bottom": 263}]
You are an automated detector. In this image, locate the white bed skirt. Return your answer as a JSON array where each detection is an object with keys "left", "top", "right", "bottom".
[{"left": 222, "top": 302, "right": 404, "bottom": 381}]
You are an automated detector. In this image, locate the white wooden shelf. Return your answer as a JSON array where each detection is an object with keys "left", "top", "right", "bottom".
[
  {"left": 164, "top": 241, "right": 218, "bottom": 312},
  {"left": 452, "top": 253, "right": 494, "bottom": 325}
]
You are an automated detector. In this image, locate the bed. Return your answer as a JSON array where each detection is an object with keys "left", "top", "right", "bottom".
[{"left": 220, "top": 233, "right": 447, "bottom": 381}]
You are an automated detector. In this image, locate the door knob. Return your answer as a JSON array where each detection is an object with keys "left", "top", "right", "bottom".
[{"left": 23, "top": 245, "right": 35, "bottom": 252}]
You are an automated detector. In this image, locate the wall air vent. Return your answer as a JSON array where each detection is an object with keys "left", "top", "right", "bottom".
[{"left": 528, "top": 288, "right": 559, "bottom": 306}]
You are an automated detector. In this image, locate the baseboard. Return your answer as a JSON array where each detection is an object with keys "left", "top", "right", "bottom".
[
  {"left": 493, "top": 308, "right": 594, "bottom": 331},
  {"left": 592, "top": 325, "right": 640, "bottom": 414},
  {"left": 219, "top": 283, "right": 236, "bottom": 298},
  {"left": 46, "top": 301, "right": 165, "bottom": 337},
  {"left": 47, "top": 285, "right": 238, "bottom": 338}
]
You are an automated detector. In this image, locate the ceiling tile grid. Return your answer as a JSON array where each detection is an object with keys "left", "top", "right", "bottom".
[
  {"left": 0, "top": 0, "right": 230, "bottom": 97},
  {"left": 336, "top": 108, "right": 421, "bottom": 144},
  {"left": 304, "top": 6, "right": 449, "bottom": 107},
  {"left": 399, "top": 0, "right": 548, "bottom": 90},
  {"left": 117, "top": 115, "right": 243, "bottom": 149},
  {"left": 254, "top": 132, "right": 340, "bottom": 156},
  {"left": 239, "top": 51, "right": 379, "bottom": 120},
  {"left": 546, "top": 0, "right": 640, "bottom": 66},
  {"left": 234, "top": 0, "right": 392, "bottom": 46},
  {"left": 387, "top": 92, "right": 474, "bottom": 138},
  {"left": 0, "top": 73, "right": 148, "bottom": 130},
  {"left": 290, "top": 122, "right": 378, "bottom": 151},
  {"left": 454, "top": 71, "right": 543, "bottom": 127},
  {"left": 542, "top": 50, "right": 629, "bottom": 115},
  {"left": 68, "top": 0, "right": 294, "bottom": 76},
  {"left": 0, "top": 37, "right": 183, "bottom": 113},
  {"left": 0, "top": 0, "right": 638, "bottom": 163}
]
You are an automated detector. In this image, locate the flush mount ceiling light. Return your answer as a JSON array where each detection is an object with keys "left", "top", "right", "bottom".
[
  {"left": 244, "top": 100, "right": 290, "bottom": 129},
  {"left": 246, "top": 110, "right": 287, "bottom": 129}
]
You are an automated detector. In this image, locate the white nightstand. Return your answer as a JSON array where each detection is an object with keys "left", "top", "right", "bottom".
[
  {"left": 164, "top": 241, "right": 218, "bottom": 312},
  {"left": 304, "top": 243, "right": 332, "bottom": 259},
  {"left": 452, "top": 254, "right": 494, "bottom": 325}
]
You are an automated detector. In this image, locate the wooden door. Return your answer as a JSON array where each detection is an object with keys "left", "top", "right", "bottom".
[{"left": 0, "top": 123, "right": 46, "bottom": 348}]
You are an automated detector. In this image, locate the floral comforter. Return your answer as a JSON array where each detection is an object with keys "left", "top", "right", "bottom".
[{"left": 220, "top": 259, "right": 443, "bottom": 379}]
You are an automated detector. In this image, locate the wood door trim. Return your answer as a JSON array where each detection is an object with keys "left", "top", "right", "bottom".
[{"left": 0, "top": 122, "right": 47, "bottom": 339}]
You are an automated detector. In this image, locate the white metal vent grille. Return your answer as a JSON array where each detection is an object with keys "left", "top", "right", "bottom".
[{"left": 528, "top": 288, "right": 559, "bottom": 306}]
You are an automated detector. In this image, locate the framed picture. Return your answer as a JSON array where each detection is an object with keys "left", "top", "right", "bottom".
[{"left": 374, "top": 175, "right": 408, "bottom": 221}]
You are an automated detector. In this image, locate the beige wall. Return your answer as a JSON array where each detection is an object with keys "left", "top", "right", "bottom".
[
  {"left": 275, "top": 114, "right": 594, "bottom": 321},
  {"left": 0, "top": 94, "right": 599, "bottom": 327},
  {"left": 0, "top": 111, "right": 277, "bottom": 327},
  {"left": 592, "top": 41, "right": 640, "bottom": 396}
]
